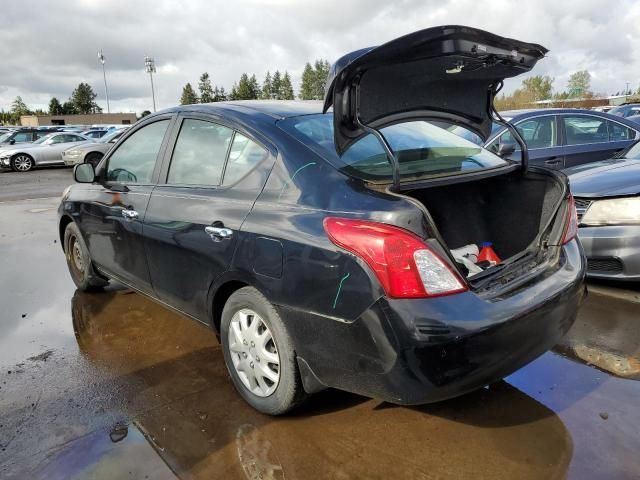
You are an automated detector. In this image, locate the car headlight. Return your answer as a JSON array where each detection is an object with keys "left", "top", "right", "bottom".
[
  {"left": 65, "top": 150, "right": 81, "bottom": 157},
  {"left": 581, "top": 197, "right": 640, "bottom": 226}
]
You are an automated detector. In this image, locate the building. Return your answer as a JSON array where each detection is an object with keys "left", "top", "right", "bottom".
[{"left": 20, "top": 113, "right": 137, "bottom": 127}]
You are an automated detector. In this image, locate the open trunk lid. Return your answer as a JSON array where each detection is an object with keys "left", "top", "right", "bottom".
[{"left": 322, "top": 25, "right": 547, "bottom": 157}]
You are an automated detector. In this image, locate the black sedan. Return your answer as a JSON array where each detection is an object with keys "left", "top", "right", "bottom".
[
  {"left": 484, "top": 109, "right": 640, "bottom": 169},
  {"left": 59, "top": 26, "right": 585, "bottom": 414}
]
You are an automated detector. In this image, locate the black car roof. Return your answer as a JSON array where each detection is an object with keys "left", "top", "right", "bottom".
[{"left": 166, "top": 100, "right": 325, "bottom": 120}]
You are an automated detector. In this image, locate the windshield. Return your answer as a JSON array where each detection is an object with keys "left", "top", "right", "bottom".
[
  {"left": 33, "top": 134, "right": 54, "bottom": 145},
  {"left": 279, "top": 113, "right": 508, "bottom": 182}
]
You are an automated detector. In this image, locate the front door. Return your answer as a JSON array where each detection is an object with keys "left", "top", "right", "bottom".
[
  {"left": 143, "top": 115, "right": 272, "bottom": 320},
  {"left": 80, "top": 117, "right": 173, "bottom": 292}
]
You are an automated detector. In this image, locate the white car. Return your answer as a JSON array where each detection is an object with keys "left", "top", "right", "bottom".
[{"left": 0, "top": 132, "right": 92, "bottom": 172}]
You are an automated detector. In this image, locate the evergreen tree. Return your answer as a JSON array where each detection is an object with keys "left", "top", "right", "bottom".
[
  {"left": 262, "top": 71, "right": 273, "bottom": 99},
  {"left": 140, "top": 110, "right": 152, "bottom": 118},
  {"left": 11, "top": 96, "right": 31, "bottom": 117},
  {"left": 48, "top": 97, "right": 63, "bottom": 115},
  {"left": 218, "top": 86, "right": 227, "bottom": 101},
  {"left": 198, "top": 72, "right": 215, "bottom": 103},
  {"left": 229, "top": 84, "right": 239, "bottom": 101},
  {"left": 299, "top": 63, "right": 315, "bottom": 100},
  {"left": 280, "top": 71, "right": 295, "bottom": 100},
  {"left": 271, "top": 71, "right": 282, "bottom": 99},
  {"left": 180, "top": 83, "right": 199, "bottom": 105},
  {"left": 62, "top": 101, "right": 77, "bottom": 115},
  {"left": 70, "top": 83, "right": 101, "bottom": 114},
  {"left": 248, "top": 74, "right": 261, "bottom": 99},
  {"left": 313, "top": 59, "right": 330, "bottom": 99}
]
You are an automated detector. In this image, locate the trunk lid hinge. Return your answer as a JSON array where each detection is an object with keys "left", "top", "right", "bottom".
[
  {"left": 354, "top": 81, "right": 402, "bottom": 191},
  {"left": 489, "top": 81, "right": 529, "bottom": 173}
]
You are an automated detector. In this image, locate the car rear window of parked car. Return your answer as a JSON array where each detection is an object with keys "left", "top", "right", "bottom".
[{"left": 279, "top": 113, "right": 507, "bottom": 182}]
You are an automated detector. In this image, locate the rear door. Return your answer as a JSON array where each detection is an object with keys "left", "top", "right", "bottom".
[
  {"left": 144, "top": 114, "right": 272, "bottom": 320},
  {"left": 561, "top": 114, "right": 637, "bottom": 168},
  {"left": 80, "top": 116, "right": 174, "bottom": 293}
]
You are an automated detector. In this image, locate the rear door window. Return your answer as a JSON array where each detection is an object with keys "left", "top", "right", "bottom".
[
  {"left": 106, "top": 119, "right": 170, "bottom": 184},
  {"left": 167, "top": 119, "right": 234, "bottom": 186},
  {"left": 562, "top": 115, "right": 609, "bottom": 145},
  {"left": 608, "top": 121, "right": 635, "bottom": 141},
  {"left": 222, "top": 133, "right": 269, "bottom": 185},
  {"left": 12, "top": 132, "right": 30, "bottom": 143}
]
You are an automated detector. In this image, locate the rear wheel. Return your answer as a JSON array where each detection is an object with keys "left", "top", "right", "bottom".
[
  {"left": 221, "top": 287, "right": 307, "bottom": 415},
  {"left": 11, "top": 154, "right": 34, "bottom": 172},
  {"left": 84, "top": 152, "right": 103, "bottom": 169},
  {"left": 63, "top": 222, "right": 108, "bottom": 291}
]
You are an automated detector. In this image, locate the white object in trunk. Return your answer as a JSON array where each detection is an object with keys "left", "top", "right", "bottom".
[{"left": 450, "top": 244, "right": 483, "bottom": 277}]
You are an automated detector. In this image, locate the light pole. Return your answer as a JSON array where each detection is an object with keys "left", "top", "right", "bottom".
[
  {"left": 98, "top": 50, "right": 110, "bottom": 113},
  {"left": 145, "top": 56, "right": 157, "bottom": 112}
]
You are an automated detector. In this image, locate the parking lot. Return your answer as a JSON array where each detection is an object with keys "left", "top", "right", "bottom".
[{"left": 0, "top": 169, "right": 638, "bottom": 479}]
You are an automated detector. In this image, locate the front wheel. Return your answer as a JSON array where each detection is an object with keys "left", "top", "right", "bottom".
[
  {"left": 221, "top": 287, "right": 307, "bottom": 415},
  {"left": 63, "top": 222, "right": 108, "bottom": 291},
  {"left": 11, "top": 154, "right": 34, "bottom": 172},
  {"left": 84, "top": 152, "right": 103, "bottom": 169}
]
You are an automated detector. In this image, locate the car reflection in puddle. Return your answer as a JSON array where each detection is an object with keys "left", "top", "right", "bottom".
[{"left": 65, "top": 288, "right": 573, "bottom": 480}]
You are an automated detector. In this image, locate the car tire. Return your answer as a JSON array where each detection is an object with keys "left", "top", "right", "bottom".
[
  {"left": 11, "top": 154, "right": 34, "bottom": 172},
  {"left": 84, "top": 152, "right": 103, "bottom": 169},
  {"left": 221, "top": 286, "right": 307, "bottom": 415},
  {"left": 63, "top": 222, "right": 109, "bottom": 291}
]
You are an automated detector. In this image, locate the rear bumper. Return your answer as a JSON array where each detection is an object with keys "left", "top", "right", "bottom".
[
  {"left": 578, "top": 225, "right": 640, "bottom": 280},
  {"left": 283, "top": 240, "right": 586, "bottom": 404}
]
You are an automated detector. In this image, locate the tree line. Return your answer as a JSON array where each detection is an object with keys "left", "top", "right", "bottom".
[
  {"left": 494, "top": 70, "right": 640, "bottom": 110},
  {"left": 0, "top": 82, "right": 102, "bottom": 124},
  {"left": 179, "top": 59, "right": 330, "bottom": 105}
]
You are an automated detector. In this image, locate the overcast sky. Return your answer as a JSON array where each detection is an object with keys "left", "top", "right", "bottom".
[{"left": 0, "top": 0, "right": 638, "bottom": 114}]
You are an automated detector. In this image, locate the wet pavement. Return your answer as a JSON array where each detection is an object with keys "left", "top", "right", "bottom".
[{"left": 1, "top": 187, "right": 640, "bottom": 479}]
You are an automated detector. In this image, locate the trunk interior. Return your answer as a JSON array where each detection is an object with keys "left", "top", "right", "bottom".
[{"left": 403, "top": 170, "right": 565, "bottom": 274}]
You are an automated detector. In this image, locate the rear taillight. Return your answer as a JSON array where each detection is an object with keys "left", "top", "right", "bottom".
[
  {"left": 323, "top": 217, "right": 467, "bottom": 299},
  {"left": 562, "top": 194, "right": 579, "bottom": 244}
]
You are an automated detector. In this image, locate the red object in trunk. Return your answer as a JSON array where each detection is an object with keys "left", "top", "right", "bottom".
[{"left": 477, "top": 242, "right": 501, "bottom": 265}]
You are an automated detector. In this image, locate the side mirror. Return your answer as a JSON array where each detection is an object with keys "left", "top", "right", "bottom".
[
  {"left": 9, "top": 139, "right": 15, "bottom": 145},
  {"left": 74, "top": 163, "right": 95, "bottom": 183},
  {"left": 497, "top": 142, "right": 517, "bottom": 158}
]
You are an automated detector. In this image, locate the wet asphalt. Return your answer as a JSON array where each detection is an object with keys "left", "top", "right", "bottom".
[{"left": 0, "top": 170, "right": 639, "bottom": 479}]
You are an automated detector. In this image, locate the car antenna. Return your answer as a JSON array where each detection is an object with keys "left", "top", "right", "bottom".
[
  {"left": 353, "top": 81, "right": 402, "bottom": 190},
  {"left": 489, "top": 80, "right": 529, "bottom": 173}
]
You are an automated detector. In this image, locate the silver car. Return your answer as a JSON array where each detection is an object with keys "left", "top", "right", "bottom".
[
  {"left": 567, "top": 148, "right": 640, "bottom": 280},
  {"left": 63, "top": 128, "right": 129, "bottom": 168},
  {"left": 0, "top": 132, "right": 92, "bottom": 172}
]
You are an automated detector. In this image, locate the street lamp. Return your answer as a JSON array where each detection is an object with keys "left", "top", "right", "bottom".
[
  {"left": 97, "top": 50, "right": 110, "bottom": 113},
  {"left": 144, "top": 56, "right": 157, "bottom": 112}
]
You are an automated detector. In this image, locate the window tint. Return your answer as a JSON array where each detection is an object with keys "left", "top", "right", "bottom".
[
  {"left": 13, "top": 132, "right": 30, "bottom": 143},
  {"left": 223, "top": 133, "right": 268, "bottom": 185},
  {"left": 563, "top": 116, "right": 609, "bottom": 145},
  {"left": 489, "top": 116, "right": 556, "bottom": 152},
  {"left": 50, "top": 135, "right": 67, "bottom": 144},
  {"left": 608, "top": 121, "right": 634, "bottom": 141},
  {"left": 107, "top": 120, "right": 169, "bottom": 184},
  {"left": 34, "top": 131, "right": 50, "bottom": 139},
  {"left": 167, "top": 119, "right": 233, "bottom": 186}
]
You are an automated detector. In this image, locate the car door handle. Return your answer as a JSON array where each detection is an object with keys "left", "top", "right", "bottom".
[
  {"left": 204, "top": 226, "right": 233, "bottom": 240},
  {"left": 544, "top": 157, "right": 561, "bottom": 165},
  {"left": 121, "top": 209, "right": 139, "bottom": 220}
]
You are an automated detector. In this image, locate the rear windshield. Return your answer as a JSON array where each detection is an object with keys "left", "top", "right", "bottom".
[{"left": 279, "top": 113, "right": 508, "bottom": 182}]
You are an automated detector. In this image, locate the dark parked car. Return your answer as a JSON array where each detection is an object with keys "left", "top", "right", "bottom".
[
  {"left": 484, "top": 109, "right": 640, "bottom": 169},
  {"left": 567, "top": 146, "right": 640, "bottom": 280},
  {"left": 59, "top": 26, "right": 585, "bottom": 415},
  {"left": 608, "top": 103, "right": 640, "bottom": 119}
]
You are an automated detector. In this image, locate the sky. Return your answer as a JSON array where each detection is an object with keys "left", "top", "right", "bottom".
[{"left": 0, "top": 0, "right": 638, "bottom": 114}]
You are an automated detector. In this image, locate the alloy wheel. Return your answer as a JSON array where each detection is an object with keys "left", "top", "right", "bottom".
[
  {"left": 228, "top": 308, "right": 280, "bottom": 397},
  {"left": 13, "top": 155, "right": 33, "bottom": 172}
]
